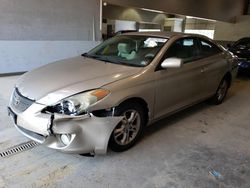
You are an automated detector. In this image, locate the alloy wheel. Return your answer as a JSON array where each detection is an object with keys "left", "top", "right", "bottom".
[
  {"left": 113, "top": 110, "right": 141, "bottom": 146},
  {"left": 217, "top": 80, "right": 228, "bottom": 101}
]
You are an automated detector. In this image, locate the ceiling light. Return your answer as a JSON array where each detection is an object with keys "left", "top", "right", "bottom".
[
  {"left": 141, "top": 8, "right": 164, "bottom": 14},
  {"left": 186, "top": 16, "right": 216, "bottom": 22}
]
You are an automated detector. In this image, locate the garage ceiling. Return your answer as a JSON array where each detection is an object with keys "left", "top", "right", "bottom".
[{"left": 107, "top": 0, "right": 247, "bottom": 22}]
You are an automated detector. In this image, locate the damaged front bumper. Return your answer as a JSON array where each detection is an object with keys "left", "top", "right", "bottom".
[{"left": 8, "top": 102, "right": 122, "bottom": 155}]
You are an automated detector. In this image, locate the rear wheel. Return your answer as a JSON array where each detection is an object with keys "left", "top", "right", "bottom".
[
  {"left": 210, "top": 78, "right": 229, "bottom": 105},
  {"left": 109, "top": 102, "right": 146, "bottom": 152}
]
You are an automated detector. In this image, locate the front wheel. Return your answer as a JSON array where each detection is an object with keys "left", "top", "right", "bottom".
[
  {"left": 210, "top": 78, "right": 229, "bottom": 105},
  {"left": 109, "top": 102, "right": 146, "bottom": 152}
]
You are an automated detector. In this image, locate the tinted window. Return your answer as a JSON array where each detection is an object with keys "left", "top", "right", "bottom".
[
  {"left": 234, "top": 41, "right": 250, "bottom": 49},
  {"left": 233, "top": 38, "right": 250, "bottom": 48},
  {"left": 198, "top": 39, "right": 222, "bottom": 57},
  {"left": 164, "top": 38, "right": 200, "bottom": 63}
]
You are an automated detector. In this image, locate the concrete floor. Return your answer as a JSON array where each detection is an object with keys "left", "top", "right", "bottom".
[{"left": 0, "top": 76, "right": 250, "bottom": 188}]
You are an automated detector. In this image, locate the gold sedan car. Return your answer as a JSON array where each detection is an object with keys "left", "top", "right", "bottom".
[{"left": 8, "top": 32, "right": 238, "bottom": 155}]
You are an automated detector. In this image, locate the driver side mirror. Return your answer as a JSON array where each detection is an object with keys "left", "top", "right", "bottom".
[{"left": 161, "top": 58, "right": 183, "bottom": 69}]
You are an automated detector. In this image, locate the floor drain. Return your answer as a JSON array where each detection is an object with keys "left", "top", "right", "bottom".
[{"left": 0, "top": 141, "right": 39, "bottom": 158}]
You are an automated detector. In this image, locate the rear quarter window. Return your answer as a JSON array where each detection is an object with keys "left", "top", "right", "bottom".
[{"left": 199, "top": 39, "right": 222, "bottom": 57}]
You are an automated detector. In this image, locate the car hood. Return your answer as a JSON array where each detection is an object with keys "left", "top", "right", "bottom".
[{"left": 16, "top": 56, "right": 141, "bottom": 105}]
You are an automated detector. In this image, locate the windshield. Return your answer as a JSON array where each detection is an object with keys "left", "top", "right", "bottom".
[
  {"left": 233, "top": 38, "right": 250, "bottom": 49},
  {"left": 86, "top": 35, "right": 168, "bottom": 67}
]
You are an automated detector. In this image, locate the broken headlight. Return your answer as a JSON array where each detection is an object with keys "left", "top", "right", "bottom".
[{"left": 44, "top": 89, "right": 110, "bottom": 116}]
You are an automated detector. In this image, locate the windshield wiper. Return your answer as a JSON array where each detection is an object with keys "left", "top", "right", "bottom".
[
  {"left": 81, "top": 53, "right": 98, "bottom": 59},
  {"left": 112, "top": 60, "right": 143, "bottom": 67},
  {"left": 82, "top": 53, "right": 113, "bottom": 64},
  {"left": 82, "top": 53, "right": 101, "bottom": 60},
  {"left": 82, "top": 53, "right": 142, "bottom": 67},
  {"left": 81, "top": 53, "right": 89, "bottom": 57}
]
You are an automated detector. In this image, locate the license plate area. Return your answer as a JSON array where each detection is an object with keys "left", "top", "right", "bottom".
[{"left": 8, "top": 107, "right": 17, "bottom": 124}]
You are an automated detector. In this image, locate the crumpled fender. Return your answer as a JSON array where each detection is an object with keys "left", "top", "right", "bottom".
[{"left": 51, "top": 113, "right": 123, "bottom": 154}]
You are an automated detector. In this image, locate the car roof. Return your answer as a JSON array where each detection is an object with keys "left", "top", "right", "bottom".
[
  {"left": 238, "top": 37, "right": 250, "bottom": 40},
  {"left": 236, "top": 37, "right": 250, "bottom": 42},
  {"left": 123, "top": 31, "right": 207, "bottom": 39}
]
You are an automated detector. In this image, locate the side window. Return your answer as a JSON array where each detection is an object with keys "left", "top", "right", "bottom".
[
  {"left": 164, "top": 38, "right": 199, "bottom": 63},
  {"left": 199, "top": 39, "right": 222, "bottom": 57}
]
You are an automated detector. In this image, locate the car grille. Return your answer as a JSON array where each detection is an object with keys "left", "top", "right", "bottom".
[{"left": 11, "top": 88, "right": 34, "bottom": 112}]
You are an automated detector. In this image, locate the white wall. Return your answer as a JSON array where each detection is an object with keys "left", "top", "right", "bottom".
[
  {"left": 214, "top": 15, "right": 250, "bottom": 41},
  {"left": 0, "top": 41, "right": 99, "bottom": 74},
  {"left": 0, "top": 0, "right": 101, "bottom": 40},
  {"left": 184, "top": 17, "right": 216, "bottom": 39},
  {"left": 164, "top": 18, "right": 183, "bottom": 32},
  {"left": 115, "top": 20, "right": 137, "bottom": 32},
  {"left": 107, "top": 0, "right": 244, "bottom": 22},
  {"left": 103, "top": 4, "right": 169, "bottom": 25},
  {"left": 0, "top": 0, "right": 101, "bottom": 74},
  {"left": 185, "top": 18, "right": 216, "bottom": 30}
]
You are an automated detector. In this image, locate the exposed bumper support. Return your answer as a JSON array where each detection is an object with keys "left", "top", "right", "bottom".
[
  {"left": 9, "top": 103, "right": 123, "bottom": 155},
  {"left": 49, "top": 113, "right": 123, "bottom": 154}
]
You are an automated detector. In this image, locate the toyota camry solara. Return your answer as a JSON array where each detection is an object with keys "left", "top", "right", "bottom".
[{"left": 8, "top": 32, "right": 238, "bottom": 155}]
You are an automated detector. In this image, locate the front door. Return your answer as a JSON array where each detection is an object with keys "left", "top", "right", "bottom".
[{"left": 154, "top": 37, "right": 206, "bottom": 119}]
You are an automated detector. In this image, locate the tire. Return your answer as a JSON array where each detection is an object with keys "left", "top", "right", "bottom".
[
  {"left": 109, "top": 102, "right": 146, "bottom": 152},
  {"left": 210, "top": 77, "right": 229, "bottom": 105}
]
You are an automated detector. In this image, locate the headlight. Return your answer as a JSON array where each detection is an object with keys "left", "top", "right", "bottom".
[{"left": 45, "top": 89, "right": 110, "bottom": 115}]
